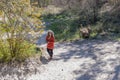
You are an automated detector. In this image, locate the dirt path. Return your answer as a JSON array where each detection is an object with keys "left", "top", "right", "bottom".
[
  {"left": 0, "top": 30, "right": 120, "bottom": 80},
  {"left": 0, "top": 40, "right": 120, "bottom": 80},
  {"left": 28, "top": 39, "right": 120, "bottom": 80}
]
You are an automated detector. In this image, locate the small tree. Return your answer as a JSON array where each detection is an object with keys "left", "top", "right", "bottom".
[{"left": 0, "top": 0, "right": 43, "bottom": 62}]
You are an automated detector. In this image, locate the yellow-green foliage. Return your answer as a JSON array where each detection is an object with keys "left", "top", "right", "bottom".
[
  {"left": 0, "top": 10, "right": 3, "bottom": 16},
  {"left": 0, "top": 40, "right": 10, "bottom": 62},
  {"left": 0, "top": 39, "right": 36, "bottom": 62},
  {"left": 0, "top": 0, "right": 43, "bottom": 62}
]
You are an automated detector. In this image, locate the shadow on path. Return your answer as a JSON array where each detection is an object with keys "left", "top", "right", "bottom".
[
  {"left": 40, "top": 56, "right": 49, "bottom": 64},
  {"left": 55, "top": 40, "right": 119, "bottom": 62},
  {"left": 54, "top": 39, "right": 120, "bottom": 80},
  {"left": 112, "top": 65, "right": 120, "bottom": 80}
]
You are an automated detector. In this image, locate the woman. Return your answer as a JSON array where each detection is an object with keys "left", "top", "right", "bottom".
[{"left": 46, "top": 30, "right": 55, "bottom": 60}]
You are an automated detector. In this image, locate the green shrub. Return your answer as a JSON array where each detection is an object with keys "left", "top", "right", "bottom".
[{"left": 0, "top": 39, "right": 36, "bottom": 62}]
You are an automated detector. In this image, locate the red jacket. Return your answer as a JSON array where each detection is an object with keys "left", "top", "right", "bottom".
[{"left": 46, "top": 35, "right": 55, "bottom": 49}]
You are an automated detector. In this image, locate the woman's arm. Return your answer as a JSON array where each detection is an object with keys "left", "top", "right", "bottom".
[{"left": 49, "top": 37, "right": 54, "bottom": 42}]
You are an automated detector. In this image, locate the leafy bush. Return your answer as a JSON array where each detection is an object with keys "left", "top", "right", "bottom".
[
  {"left": 0, "top": 0, "right": 42, "bottom": 63},
  {"left": 0, "top": 39, "right": 36, "bottom": 62}
]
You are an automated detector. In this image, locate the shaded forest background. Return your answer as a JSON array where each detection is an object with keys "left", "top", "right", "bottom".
[{"left": 33, "top": 0, "right": 120, "bottom": 41}]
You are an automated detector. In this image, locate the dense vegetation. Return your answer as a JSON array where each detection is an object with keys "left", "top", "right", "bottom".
[{"left": 41, "top": 0, "right": 120, "bottom": 41}]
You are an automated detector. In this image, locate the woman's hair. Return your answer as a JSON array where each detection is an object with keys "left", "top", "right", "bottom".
[{"left": 47, "top": 30, "right": 54, "bottom": 37}]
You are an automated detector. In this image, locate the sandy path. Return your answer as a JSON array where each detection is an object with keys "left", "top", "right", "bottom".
[
  {"left": 0, "top": 30, "right": 120, "bottom": 80},
  {"left": 27, "top": 39, "right": 120, "bottom": 80}
]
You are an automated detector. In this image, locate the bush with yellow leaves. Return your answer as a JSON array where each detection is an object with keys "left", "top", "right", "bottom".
[{"left": 0, "top": 0, "right": 43, "bottom": 63}]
